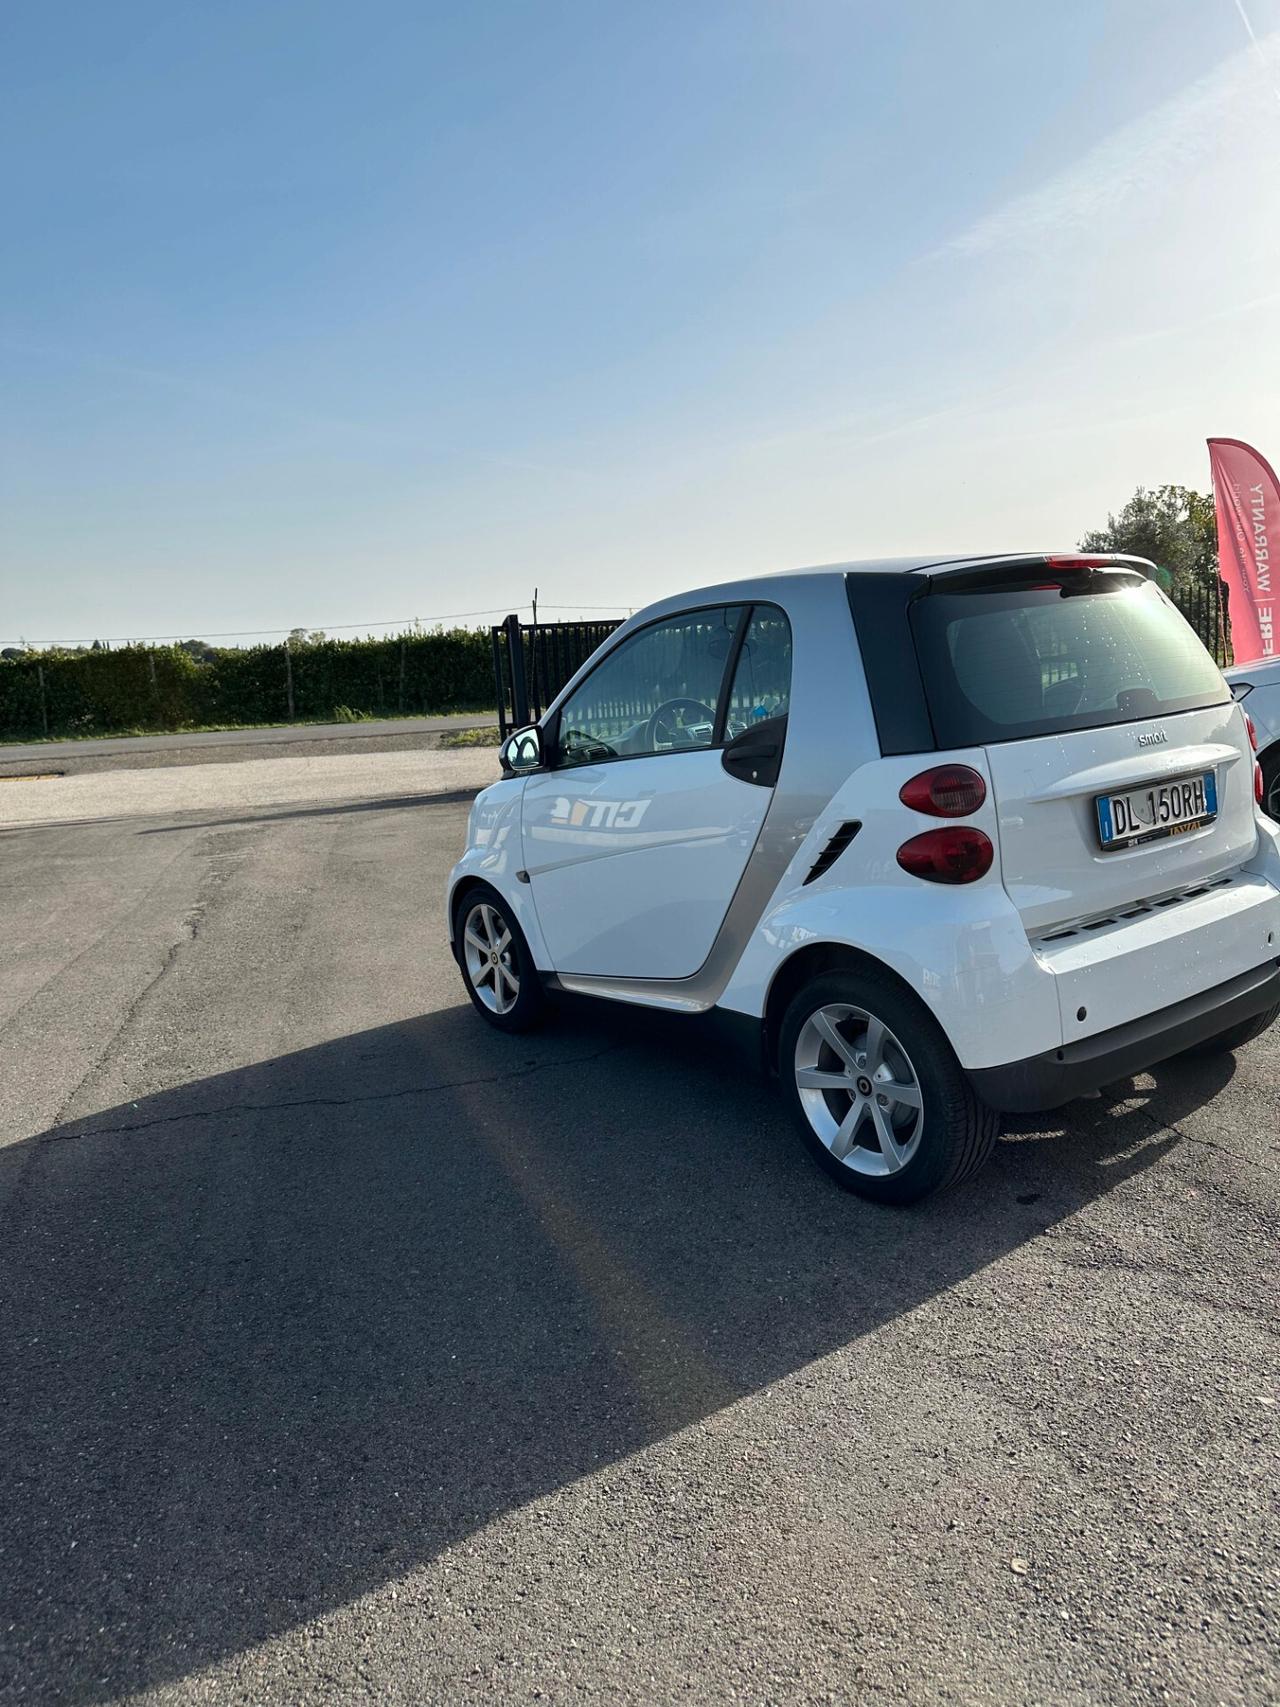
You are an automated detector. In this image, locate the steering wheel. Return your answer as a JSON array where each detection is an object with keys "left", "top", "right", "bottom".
[{"left": 647, "top": 697, "right": 716, "bottom": 749}]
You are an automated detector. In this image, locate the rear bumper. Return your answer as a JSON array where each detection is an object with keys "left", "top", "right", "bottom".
[{"left": 968, "top": 958, "right": 1280, "bottom": 1113}]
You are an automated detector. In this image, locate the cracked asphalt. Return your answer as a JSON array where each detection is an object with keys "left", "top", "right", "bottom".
[{"left": 1, "top": 751, "right": 1278, "bottom": 1705}]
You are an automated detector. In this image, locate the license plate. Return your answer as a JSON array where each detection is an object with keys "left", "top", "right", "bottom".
[{"left": 1096, "top": 771, "right": 1217, "bottom": 851}]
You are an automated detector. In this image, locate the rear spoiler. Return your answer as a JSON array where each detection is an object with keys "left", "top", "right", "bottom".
[{"left": 913, "top": 553, "right": 1155, "bottom": 592}]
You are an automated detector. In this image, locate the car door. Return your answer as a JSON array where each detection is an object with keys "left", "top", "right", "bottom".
[{"left": 520, "top": 604, "right": 792, "bottom": 979}]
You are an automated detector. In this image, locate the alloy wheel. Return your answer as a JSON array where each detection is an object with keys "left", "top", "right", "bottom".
[
  {"left": 793, "top": 1002, "right": 924, "bottom": 1177},
  {"left": 462, "top": 901, "right": 520, "bottom": 1016}
]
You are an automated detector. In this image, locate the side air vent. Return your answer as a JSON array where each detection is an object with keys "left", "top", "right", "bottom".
[{"left": 804, "top": 821, "right": 862, "bottom": 885}]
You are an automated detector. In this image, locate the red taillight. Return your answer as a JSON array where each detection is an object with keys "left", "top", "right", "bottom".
[
  {"left": 899, "top": 764, "right": 987, "bottom": 817},
  {"left": 1245, "top": 712, "right": 1259, "bottom": 753},
  {"left": 1043, "top": 554, "right": 1114, "bottom": 569},
  {"left": 896, "top": 827, "right": 994, "bottom": 884},
  {"left": 1256, "top": 760, "right": 1265, "bottom": 805}
]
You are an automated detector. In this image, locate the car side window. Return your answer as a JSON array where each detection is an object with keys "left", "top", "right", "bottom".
[
  {"left": 725, "top": 606, "right": 792, "bottom": 736},
  {"left": 556, "top": 606, "right": 745, "bottom": 766}
]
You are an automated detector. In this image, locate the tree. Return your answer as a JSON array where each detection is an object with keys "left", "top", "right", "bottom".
[
  {"left": 287, "top": 627, "right": 327, "bottom": 649},
  {"left": 1080, "top": 485, "right": 1218, "bottom": 586}
]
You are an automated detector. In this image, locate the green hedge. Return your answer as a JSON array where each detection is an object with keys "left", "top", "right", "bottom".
[{"left": 0, "top": 630, "right": 495, "bottom": 742}]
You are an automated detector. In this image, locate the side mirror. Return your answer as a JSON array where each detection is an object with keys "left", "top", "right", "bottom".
[{"left": 500, "top": 724, "right": 544, "bottom": 776}]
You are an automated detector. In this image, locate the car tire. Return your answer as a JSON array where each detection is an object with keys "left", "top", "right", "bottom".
[
  {"left": 778, "top": 968, "right": 999, "bottom": 1206},
  {"left": 1177, "top": 1003, "right": 1279, "bottom": 1059},
  {"left": 454, "top": 883, "right": 545, "bottom": 1033}
]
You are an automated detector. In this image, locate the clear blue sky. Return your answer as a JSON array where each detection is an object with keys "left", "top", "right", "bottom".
[{"left": 3, "top": 0, "right": 1279, "bottom": 644}]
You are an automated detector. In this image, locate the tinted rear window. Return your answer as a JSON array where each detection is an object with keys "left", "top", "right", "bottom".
[{"left": 910, "top": 575, "right": 1228, "bottom": 746}]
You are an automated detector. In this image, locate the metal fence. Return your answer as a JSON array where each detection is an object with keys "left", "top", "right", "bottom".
[
  {"left": 489, "top": 577, "right": 1237, "bottom": 740},
  {"left": 491, "top": 615, "right": 621, "bottom": 737},
  {"left": 1170, "top": 576, "right": 1232, "bottom": 665}
]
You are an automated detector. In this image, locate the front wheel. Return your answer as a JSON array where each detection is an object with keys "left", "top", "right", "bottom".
[
  {"left": 778, "top": 970, "right": 999, "bottom": 1205},
  {"left": 455, "top": 884, "right": 544, "bottom": 1033}
]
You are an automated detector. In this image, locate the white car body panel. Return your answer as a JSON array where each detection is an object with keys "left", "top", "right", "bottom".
[
  {"left": 712, "top": 744, "right": 1056, "bottom": 1069},
  {"left": 982, "top": 701, "right": 1257, "bottom": 938},
  {"left": 718, "top": 880, "right": 1059, "bottom": 1071},
  {"left": 518, "top": 752, "right": 771, "bottom": 979},
  {"left": 1032, "top": 870, "right": 1279, "bottom": 1038},
  {"left": 717, "top": 723, "right": 1280, "bottom": 1069},
  {"left": 448, "top": 780, "right": 552, "bottom": 968},
  {"left": 717, "top": 845, "right": 1280, "bottom": 1070}
]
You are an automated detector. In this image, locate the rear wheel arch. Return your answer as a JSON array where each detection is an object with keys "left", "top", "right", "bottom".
[{"left": 762, "top": 941, "right": 931, "bottom": 1073}]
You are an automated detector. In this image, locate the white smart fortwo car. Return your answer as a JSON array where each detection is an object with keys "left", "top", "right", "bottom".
[{"left": 449, "top": 554, "right": 1280, "bottom": 1204}]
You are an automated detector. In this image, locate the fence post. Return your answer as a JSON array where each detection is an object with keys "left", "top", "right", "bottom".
[
  {"left": 36, "top": 663, "right": 49, "bottom": 738},
  {"left": 491, "top": 627, "right": 508, "bottom": 740},
  {"left": 1219, "top": 577, "right": 1232, "bottom": 665},
  {"left": 504, "top": 613, "right": 530, "bottom": 728},
  {"left": 398, "top": 638, "right": 407, "bottom": 715},
  {"left": 283, "top": 640, "right": 295, "bottom": 721}
]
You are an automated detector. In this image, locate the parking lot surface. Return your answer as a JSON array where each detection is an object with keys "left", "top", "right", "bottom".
[{"left": 1, "top": 754, "right": 1277, "bottom": 1705}]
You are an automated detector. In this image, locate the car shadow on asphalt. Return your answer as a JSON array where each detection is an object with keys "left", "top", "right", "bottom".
[
  {"left": 132, "top": 788, "right": 485, "bottom": 834},
  {"left": 0, "top": 998, "right": 1235, "bottom": 1700}
]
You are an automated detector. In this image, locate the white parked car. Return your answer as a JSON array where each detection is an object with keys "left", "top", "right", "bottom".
[
  {"left": 449, "top": 554, "right": 1280, "bottom": 1204},
  {"left": 1225, "top": 654, "right": 1280, "bottom": 821}
]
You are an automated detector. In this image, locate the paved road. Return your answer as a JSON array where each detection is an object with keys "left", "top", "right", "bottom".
[
  {"left": 0, "top": 746, "right": 498, "bottom": 830},
  {"left": 1, "top": 757, "right": 1277, "bottom": 1705},
  {"left": 0, "top": 713, "right": 501, "bottom": 781},
  {"left": 0, "top": 713, "right": 494, "bottom": 765}
]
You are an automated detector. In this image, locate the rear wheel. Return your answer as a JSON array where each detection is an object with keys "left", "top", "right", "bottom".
[
  {"left": 778, "top": 969, "right": 999, "bottom": 1206},
  {"left": 1178, "top": 1004, "right": 1279, "bottom": 1059},
  {"left": 455, "top": 884, "right": 544, "bottom": 1033}
]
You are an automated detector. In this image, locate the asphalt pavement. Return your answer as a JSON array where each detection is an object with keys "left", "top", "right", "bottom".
[
  {"left": 1, "top": 753, "right": 1277, "bottom": 1705},
  {"left": 0, "top": 715, "right": 495, "bottom": 777}
]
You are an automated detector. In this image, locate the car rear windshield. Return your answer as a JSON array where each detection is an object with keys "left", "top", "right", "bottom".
[{"left": 909, "top": 572, "right": 1229, "bottom": 746}]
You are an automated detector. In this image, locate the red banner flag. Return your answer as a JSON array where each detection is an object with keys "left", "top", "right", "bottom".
[{"left": 1208, "top": 437, "right": 1277, "bottom": 664}]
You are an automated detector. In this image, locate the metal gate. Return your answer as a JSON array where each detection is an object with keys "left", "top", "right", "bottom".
[
  {"left": 490, "top": 577, "right": 1238, "bottom": 738},
  {"left": 1169, "top": 576, "right": 1232, "bottom": 665},
  {"left": 490, "top": 615, "right": 621, "bottom": 738}
]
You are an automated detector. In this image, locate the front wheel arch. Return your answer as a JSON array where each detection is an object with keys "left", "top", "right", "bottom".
[{"left": 449, "top": 875, "right": 486, "bottom": 946}]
